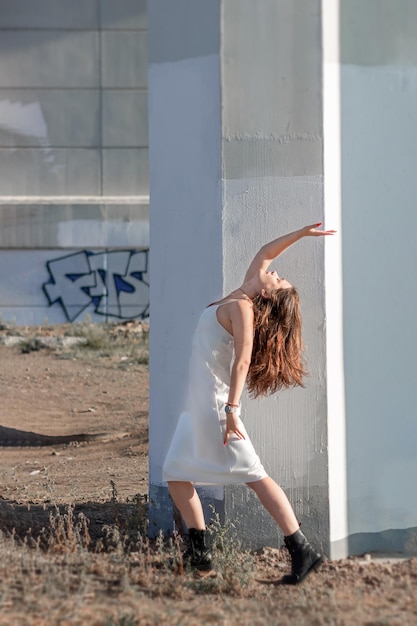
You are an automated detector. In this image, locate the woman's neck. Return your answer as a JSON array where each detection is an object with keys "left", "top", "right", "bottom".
[
  {"left": 237, "top": 277, "right": 260, "bottom": 300},
  {"left": 237, "top": 287, "right": 253, "bottom": 301}
]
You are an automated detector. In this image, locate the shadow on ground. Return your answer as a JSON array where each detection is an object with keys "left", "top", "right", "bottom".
[{"left": 0, "top": 495, "right": 147, "bottom": 548}]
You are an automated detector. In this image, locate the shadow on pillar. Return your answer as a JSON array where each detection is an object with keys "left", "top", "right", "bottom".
[{"left": 148, "top": 483, "right": 225, "bottom": 537}]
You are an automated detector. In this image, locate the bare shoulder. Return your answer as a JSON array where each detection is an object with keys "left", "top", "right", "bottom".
[
  {"left": 227, "top": 300, "right": 254, "bottom": 342},
  {"left": 216, "top": 298, "right": 253, "bottom": 335},
  {"left": 223, "top": 299, "right": 254, "bottom": 325},
  {"left": 219, "top": 298, "right": 253, "bottom": 314},
  {"left": 230, "top": 299, "right": 253, "bottom": 315}
]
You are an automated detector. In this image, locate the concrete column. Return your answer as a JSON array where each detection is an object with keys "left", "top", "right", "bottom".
[
  {"left": 149, "top": 0, "right": 330, "bottom": 551},
  {"left": 149, "top": 0, "right": 417, "bottom": 559}
]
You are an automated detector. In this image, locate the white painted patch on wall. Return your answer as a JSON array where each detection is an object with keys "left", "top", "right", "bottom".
[
  {"left": 0, "top": 99, "right": 47, "bottom": 141},
  {"left": 57, "top": 219, "right": 149, "bottom": 249}
]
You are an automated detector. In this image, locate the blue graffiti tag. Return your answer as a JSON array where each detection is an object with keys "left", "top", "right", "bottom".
[{"left": 43, "top": 249, "right": 149, "bottom": 322}]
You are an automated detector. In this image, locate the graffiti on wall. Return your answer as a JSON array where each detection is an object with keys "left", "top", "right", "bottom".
[{"left": 43, "top": 249, "right": 149, "bottom": 322}]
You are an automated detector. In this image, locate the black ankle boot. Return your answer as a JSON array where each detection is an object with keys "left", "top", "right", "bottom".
[
  {"left": 281, "top": 529, "right": 324, "bottom": 585},
  {"left": 183, "top": 528, "right": 213, "bottom": 571}
]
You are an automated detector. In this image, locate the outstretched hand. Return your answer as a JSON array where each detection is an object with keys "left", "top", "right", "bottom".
[{"left": 303, "top": 223, "right": 336, "bottom": 237}]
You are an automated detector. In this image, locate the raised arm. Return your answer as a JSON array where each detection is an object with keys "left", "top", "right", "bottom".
[{"left": 244, "top": 223, "right": 336, "bottom": 282}]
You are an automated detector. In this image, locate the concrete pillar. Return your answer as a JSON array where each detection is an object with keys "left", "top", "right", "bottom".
[
  {"left": 149, "top": 0, "right": 417, "bottom": 559},
  {"left": 148, "top": 0, "right": 331, "bottom": 552}
]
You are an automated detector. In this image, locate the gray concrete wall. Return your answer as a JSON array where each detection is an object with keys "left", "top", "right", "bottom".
[
  {"left": 339, "top": 0, "right": 417, "bottom": 554},
  {"left": 222, "top": 0, "right": 322, "bottom": 180},
  {"left": 0, "top": 0, "right": 149, "bottom": 324},
  {"left": 0, "top": 0, "right": 148, "bottom": 200}
]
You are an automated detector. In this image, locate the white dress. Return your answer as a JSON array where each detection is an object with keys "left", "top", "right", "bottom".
[{"left": 163, "top": 303, "right": 267, "bottom": 485}]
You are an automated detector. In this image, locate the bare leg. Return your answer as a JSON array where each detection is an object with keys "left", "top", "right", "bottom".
[
  {"left": 168, "top": 481, "right": 206, "bottom": 530},
  {"left": 247, "top": 476, "right": 300, "bottom": 536}
]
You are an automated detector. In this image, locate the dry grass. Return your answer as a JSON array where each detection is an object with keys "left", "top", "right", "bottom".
[
  {"left": 1, "top": 323, "right": 417, "bottom": 625},
  {"left": 12, "top": 318, "right": 150, "bottom": 366},
  {"left": 0, "top": 493, "right": 262, "bottom": 626},
  {"left": 1, "top": 494, "right": 417, "bottom": 626}
]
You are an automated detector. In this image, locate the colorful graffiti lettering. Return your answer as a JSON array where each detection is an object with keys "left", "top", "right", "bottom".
[{"left": 43, "top": 249, "right": 149, "bottom": 322}]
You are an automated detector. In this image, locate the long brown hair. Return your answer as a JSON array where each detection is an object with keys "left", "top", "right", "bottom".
[{"left": 247, "top": 287, "right": 306, "bottom": 397}]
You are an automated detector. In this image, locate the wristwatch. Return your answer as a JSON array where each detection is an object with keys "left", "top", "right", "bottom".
[{"left": 225, "top": 404, "right": 237, "bottom": 414}]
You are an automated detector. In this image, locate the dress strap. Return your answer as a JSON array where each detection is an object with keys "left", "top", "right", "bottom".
[{"left": 206, "top": 298, "right": 244, "bottom": 309}]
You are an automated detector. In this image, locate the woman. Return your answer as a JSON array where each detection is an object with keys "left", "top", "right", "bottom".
[{"left": 163, "top": 223, "right": 336, "bottom": 584}]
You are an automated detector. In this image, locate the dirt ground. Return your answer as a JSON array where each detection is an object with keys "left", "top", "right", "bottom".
[
  {"left": 0, "top": 323, "right": 416, "bottom": 626},
  {"left": 0, "top": 354, "right": 147, "bottom": 502}
]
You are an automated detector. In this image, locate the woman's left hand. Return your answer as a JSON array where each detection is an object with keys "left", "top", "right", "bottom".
[
  {"left": 303, "top": 223, "right": 337, "bottom": 237},
  {"left": 223, "top": 412, "right": 246, "bottom": 445}
]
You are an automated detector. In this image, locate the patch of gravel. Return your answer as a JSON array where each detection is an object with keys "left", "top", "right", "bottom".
[
  {"left": 0, "top": 335, "right": 88, "bottom": 348},
  {"left": 0, "top": 319, "right": 148, "bottom": 350}
]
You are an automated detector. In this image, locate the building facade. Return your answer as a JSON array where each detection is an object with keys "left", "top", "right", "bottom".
[{"left": 0, "top": 0, "right": 149, "bottom": 324}]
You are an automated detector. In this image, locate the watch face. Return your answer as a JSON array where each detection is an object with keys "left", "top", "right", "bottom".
[{"left": 225, "top": 405, "right": 232, "bottom": 413}]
